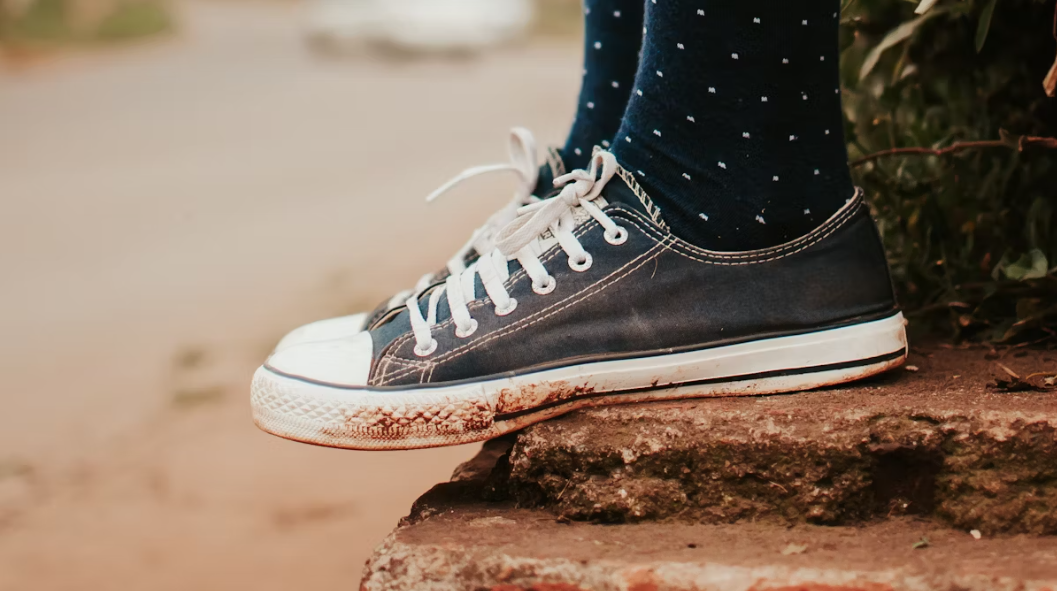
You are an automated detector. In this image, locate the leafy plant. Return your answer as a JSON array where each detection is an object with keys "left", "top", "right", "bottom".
[{"left": 841, "top": 0, "right": 1057, "bottom": 343}]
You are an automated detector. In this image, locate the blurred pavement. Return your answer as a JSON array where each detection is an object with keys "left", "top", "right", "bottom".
[{"left": 0, "top": 1, "right": 579, "bottom": 589}]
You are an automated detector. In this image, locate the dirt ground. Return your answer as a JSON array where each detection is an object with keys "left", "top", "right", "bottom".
[{"left": 0, "top": 2, "right": 581, "bottom": 589}]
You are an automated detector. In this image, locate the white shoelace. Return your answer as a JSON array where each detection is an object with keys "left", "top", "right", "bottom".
[
  {"left": 405, "top": 150, "right": 628, "bottom": 356},
  {"left": 383, "top": 128, "right": 542, "bottom": 311}
]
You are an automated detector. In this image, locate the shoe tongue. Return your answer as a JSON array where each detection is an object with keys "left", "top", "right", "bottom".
[
  {"left": 532, "top": 163, "right": 558, "bottom": 198},
  {"left": 599, "top": 167, "right": 666, "bottom": 222}
]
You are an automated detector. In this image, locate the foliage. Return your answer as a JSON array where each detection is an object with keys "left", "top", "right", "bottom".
[
  {"left": 841, "top": 0, "right": 1057, "bottom": 343},
  {"left": 0, "top": 0, "right": 171, "bottom": 47}
]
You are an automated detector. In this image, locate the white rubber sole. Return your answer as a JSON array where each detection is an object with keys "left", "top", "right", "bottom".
[{"left": 251, "top": 313, "right": 907, "bottom": 450}]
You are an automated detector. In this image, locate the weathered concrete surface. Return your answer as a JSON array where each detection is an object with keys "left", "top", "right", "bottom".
[
  {"left": 361, "top": 347, "right": 1057, "bottom": 590},
  {"left": 363, "top": 492, "right": 1057, "bottom": 591},
  {"left": 487, "top": 345, "right": 1057, "bottom": 534}
]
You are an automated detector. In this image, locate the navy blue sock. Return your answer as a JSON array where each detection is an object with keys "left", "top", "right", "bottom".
[
  {"left": 562, "top": 0, "right": 645, "bottom": 171},
  {"left": 612, "top": 0, "right": 855, "bottom": 251}
]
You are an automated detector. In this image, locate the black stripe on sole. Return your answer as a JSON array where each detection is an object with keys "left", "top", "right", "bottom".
[{"left": 493, "top": 348, "right": 907, "bottom": 422}]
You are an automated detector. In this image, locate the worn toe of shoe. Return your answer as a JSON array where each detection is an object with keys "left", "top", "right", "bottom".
[
  {"left": 273, "top": 312, "right": 370, "bottom": 353},
  {"left": 265, "top": 331, "right": 373, "bottom": 387}
]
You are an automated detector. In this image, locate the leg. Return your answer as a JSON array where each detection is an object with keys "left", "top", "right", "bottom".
[{"left": 613, "top": 0, "right": 854, "bottom": 251}]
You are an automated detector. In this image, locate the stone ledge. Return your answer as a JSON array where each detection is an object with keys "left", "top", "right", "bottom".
[
  {"left": 488, "top": 345, "right": 1057, "bottom": 533},
  {"left": 363, "top": 494, "right": 1057, "bottom": 591}
]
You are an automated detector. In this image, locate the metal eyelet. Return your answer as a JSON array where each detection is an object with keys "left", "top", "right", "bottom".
[
  {"left": 569, "top": 253, "right": 593, "bottom": 272},
  {"left": 604, "top": 226, "right": 628, "bottom": 245},
  {"left": 532, "top": 276, "right": 557, "bottom": 295},
  {"left": 413, "top": 338, "right": 438, "bottom": 357},
  {"left": 495, "top": 298, "right": 518, "bottom": 316},
  {"left": 455, "top": 319, "right": 479, "bottom": 338}
]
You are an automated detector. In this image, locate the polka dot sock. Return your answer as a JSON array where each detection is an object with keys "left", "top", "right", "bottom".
[
  {"left": 562, "top": 0, "right": 645, "bottom": 171},
  {"left": 611, "top": 0, "right": 855, "bottom": 251}
]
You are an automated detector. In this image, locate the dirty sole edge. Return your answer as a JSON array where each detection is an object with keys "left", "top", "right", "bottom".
[{"left": 250, "top": 313, "right": 907, "bottom": 451}]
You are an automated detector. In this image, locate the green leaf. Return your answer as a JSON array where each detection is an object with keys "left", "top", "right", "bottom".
[
  {"left": 975, "top": 0, "right": 999, "bottom": 53},
  {"left": 860, "top": 11, "right": 942, "bottom": 81},
  {"left": 1003, "top": 249, "right": 1049, "bottom": 281}
]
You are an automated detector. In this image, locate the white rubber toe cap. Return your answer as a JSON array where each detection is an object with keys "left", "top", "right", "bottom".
[
  {"left": 266, "top": 331, "right": 373, "bottom": 387},
  {"left": 274, "top": 312, "right": 370, "bottom": 353}
]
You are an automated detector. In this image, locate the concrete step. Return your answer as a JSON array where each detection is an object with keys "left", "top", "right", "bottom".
[
  {"left": 482, "top": 345, "right": 1057, "bottom": 534},
  {"left": 360, "top": 346, "right": 1057, "bottom": 590},
  {"left": 362, "top": 482, "right": 1057, "bottom": 591}
]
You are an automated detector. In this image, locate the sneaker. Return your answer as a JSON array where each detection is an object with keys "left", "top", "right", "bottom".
[
  {"left": 252, "top": 152, "right": 907, "bottom": 450},
  {"left": 273, "top": 128, "right": 567, "bottom": 352}
]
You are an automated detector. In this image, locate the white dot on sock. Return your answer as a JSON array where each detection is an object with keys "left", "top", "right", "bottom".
[
  {"left": 789, "top": 135, "right": 797, "bottom": 141},
  {"left": 613, "top": 10, "right": 621, "bottom": 17},
  {"left": 820, "top": 56, "right": 825, "bottom": 61},
  {"left": 708, "top": 87, "right": 716, "bottom": 94},
  {"left": 802, "top": 94, "right": 808, "bottom": 100},
  {"left": 718, "top": 162, "right": 727, "bottom": 169},
  {"left": 825, "top": 129, "right": 831, "bottom": 135},
  {"left": 687, "top": 115, "right": 696, "bottom": 122},
  {"left": 594, "top": 41, "right": 602, "bottom": 49},
  {"left": 814, "top": 169, "right": 820, "bottom": 175},
  {"left": 677, "top": 42, "right": 685, "bottom": 49},
  {"left": 697, "top": 9, "right": 704, "bottom": 15},
  {"left": 756, "top": 215, "right": 767, "bottom": 224},
  {"left": 637, "top": 170, "right": 644, "bottom": 176},
  {"left": 773, "top": 175, "right": 779, "bottom": 181},
  {"left": 653, "top": 129, "right": 662, "bottom": 137},
  {"left": 761, "top": 96, "right": 768, "bottom": 102},
  {"left": 612, "top": 81, "right": 620, "bottom": 88},
  {"left": 636, "top": 89, "right": 643, "bottom": 96},
  {"left": 574, "top": 148, "right": 582, "bottom": 156},
  {"left": 731, "top": 53, "right": 739, "bottom": 60},
  {"left": 742, "top": 132, "right": 750, "bottom": 138},
  {"left": 584, "top": 7, "right": 590, "bottom": 14},
  {"left": 682, "top": 173, "right": 692, "bottom": 180},
  {"left": 804, "top": 208, "right": 811, "bottom": 214},
  {"left": 656, "top": 70, "right": 663, "bottom": 77},
  {"left": 753, "top": 17, "right": 761, "bottom": 23},
  {"left": 601, "top": 140, "right": 610, "bottom": 147},
  {"left": 626, "top": 136, "right": 632, "bottom": 143},
  {"left": 835, "top": 88, "right": 840, "bottom": 94},
  {"left": 699, "top": 213, "right": 709, "bottom": 221},
  {"left": 802, "top": 19, "right": 808, "bottom": 25},
  {"left": 586, "top": 101, "right": 595, "bottom": 109},
  {"left": 783, "top": 58, "right": 789, "bottom": 64}
]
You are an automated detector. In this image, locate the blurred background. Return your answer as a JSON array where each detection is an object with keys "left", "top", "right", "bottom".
[{"left": 0, "top": 0, "right": 582, "bottom": 588}]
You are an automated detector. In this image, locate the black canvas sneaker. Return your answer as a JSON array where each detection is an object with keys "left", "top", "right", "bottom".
[
  {"left": 273, "top": 129, "right": 567, "bottom": 352},
  {"left": 252, "top": 151, "right": 907, "bottom": 450}
]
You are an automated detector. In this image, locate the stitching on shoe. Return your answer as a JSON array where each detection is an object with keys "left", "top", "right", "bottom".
[
  {"left": 609, "top": 207, "right": 859, "bottom": 267},
  {"left": 606, "top": 188, "right": 861, "bottom": 263},
  {"left": 379, "top": 223, "right": 599, "bottom": 365},
  {"left": 613, "top": 163, "right": 861, "bottom": 261},
  {"left": 372, "top": 350, "right": 431, "bottom": 383},
  {"left": 375, "top": 239, "right": 669, "bottom": 385},
  {"left": 378, "top": 221, "right": 603, "bottom": 366},
  {"left": 614, "top": 167, "right": 668, "bottom": 230},
  {"left": 547, "top": 147, "right": 565, "bottom": 179}
]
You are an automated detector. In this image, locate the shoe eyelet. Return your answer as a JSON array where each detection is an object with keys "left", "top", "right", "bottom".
[
  {"left": 569, "top": 253, "right": 593, "bottom": 272},
  {"left": 413, "top": 338, "right": 438, "bottom": 357},
  {"left": 494, "top": 298, "right": 518, "bottom": 316},
  {"left": 455, "top": 318, "right": 479, "bottom": 338},
  {"left": 532, "top": 276, "right": 556, "bottom": 295},
  {"left": 604, "top": 226, "right": 628, "bottom": 245}
]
